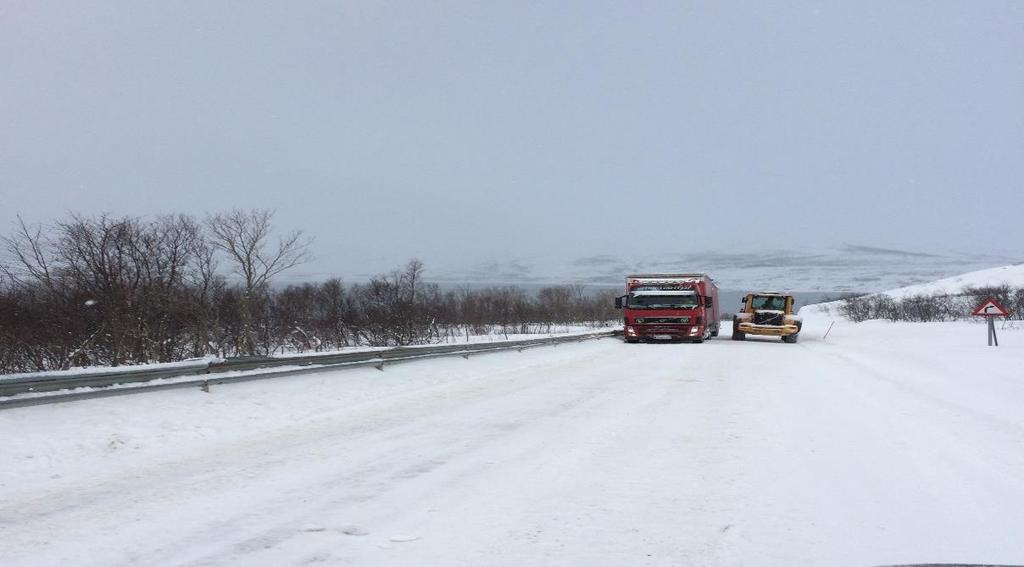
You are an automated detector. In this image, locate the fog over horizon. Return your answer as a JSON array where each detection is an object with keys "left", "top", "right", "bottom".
[{"left": 3, "top": 2, "right": 1023, "bottom": 286}]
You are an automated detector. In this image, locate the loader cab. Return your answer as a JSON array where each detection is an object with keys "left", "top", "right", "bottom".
[{"left": 742, "top": 294, "right": 793, "bottom": 313}]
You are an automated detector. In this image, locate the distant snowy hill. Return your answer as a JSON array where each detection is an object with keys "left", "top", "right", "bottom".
[
  {"left": 882, "top": 263, "right": 1024, "bottom": 299},
  {"left": 419, "top": 244, "right": 1022, "bottom": 293}
]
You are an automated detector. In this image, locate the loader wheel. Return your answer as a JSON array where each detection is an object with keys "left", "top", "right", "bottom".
[
  {"left": 625, "top": 338, "right": 640, "bottom": 344},
  {"left": 782, "top": 323, "right": 802, "bottom": 343},
  {"left": 731, "top": 318, "right": 745, "bottom": 340}
]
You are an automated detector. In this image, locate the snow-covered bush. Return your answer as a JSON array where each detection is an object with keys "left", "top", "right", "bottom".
[{"left": 839, "top": 288, "right": 1023, "bottom": 323}]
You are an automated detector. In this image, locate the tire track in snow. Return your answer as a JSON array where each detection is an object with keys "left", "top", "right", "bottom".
[{"left": 1, "top": 341, "right": 635, "bottom": 566}]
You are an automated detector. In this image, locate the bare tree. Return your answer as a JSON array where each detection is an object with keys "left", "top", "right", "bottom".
[
  {"left": 206, "top": 209, "right": 312, "bottom": 355},
  {"left": 402, "top": 259, "right": 425, "bottom": 302},
  {"left": 1, "top": 216, "right": 57, "bottom": 292}
]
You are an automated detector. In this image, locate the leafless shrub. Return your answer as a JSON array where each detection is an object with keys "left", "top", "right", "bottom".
[
  {"left": 838, "top": 294, "right": 877, "bottom": 322},
  {"left": 1, "top": 213, "right": 621, "bottom": 372}
]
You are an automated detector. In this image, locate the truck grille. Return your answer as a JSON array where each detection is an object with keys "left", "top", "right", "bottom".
[
  {"left": 754, "top": 312, "right": 784, "bottom": 326},
  {"left": 637, "top": 317, "right": 690, "bottom": 324}
]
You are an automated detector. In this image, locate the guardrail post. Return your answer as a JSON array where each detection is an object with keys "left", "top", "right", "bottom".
[
  {"left": 375, "top": 361, "right": 385, "bottom": 371},
  {"left": 200, "top": 380, "right": 210, "bottom": 393}
]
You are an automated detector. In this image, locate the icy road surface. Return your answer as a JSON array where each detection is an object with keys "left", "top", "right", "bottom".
[{"left": 2, "top": 319, "right": 1023, "bottom": 566}]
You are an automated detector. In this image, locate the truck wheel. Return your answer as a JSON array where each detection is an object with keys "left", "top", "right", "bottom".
[{"left": 710, "top": 324, "right": 719, "bottom": 337}]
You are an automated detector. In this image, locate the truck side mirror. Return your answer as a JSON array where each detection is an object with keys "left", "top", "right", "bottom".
[
  {"left": 705, "top": 297, "right": 713, "bottom": 308},
  {"left": 614, "top": 296, "right": 624, "bottom": 309}
]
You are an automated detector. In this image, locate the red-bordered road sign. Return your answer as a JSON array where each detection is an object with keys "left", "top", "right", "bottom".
[{"left": 971, "top": 297, "right": 1010, "bottom": 317}]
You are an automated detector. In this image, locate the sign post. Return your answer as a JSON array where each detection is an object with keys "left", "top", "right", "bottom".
[{"left": 971, "top": 298, "right": 1010, "bottom": 347}]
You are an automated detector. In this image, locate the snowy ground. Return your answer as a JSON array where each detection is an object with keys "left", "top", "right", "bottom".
[{"left": 2, "top": 310, "right": 1023, "bottom": 566}]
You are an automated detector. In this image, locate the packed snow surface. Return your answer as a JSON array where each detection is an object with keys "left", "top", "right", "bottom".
[{"left": 2, "top": 309, "right": 1023, "bottom": 566}]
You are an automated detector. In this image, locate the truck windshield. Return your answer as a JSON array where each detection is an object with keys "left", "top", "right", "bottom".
[
  {"left": 752, "top": 296, "right": 786, "bottom": 310},
  {"left": 628, "top": 294, "right": 699, "bottom": 309}
]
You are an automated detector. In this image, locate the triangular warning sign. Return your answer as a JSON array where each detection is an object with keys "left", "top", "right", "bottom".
[{"left": 972, "top": 297, "right": 1010, "bottom": 317}]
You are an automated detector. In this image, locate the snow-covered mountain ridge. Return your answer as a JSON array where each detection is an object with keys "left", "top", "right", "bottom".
[{"left": 408, "top": 244, "right": 1022, "bottom": 293}]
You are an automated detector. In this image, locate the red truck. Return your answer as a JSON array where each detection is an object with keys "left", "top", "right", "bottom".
[{"left": 614, "top": 273, "right": 720, "bottom": 343}]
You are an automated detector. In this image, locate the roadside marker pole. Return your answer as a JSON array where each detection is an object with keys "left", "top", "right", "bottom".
[
  {"left": 988, "top": 318, "right": 999, "bottom": 347},
  {"left": 823, "top": 321, "right": 835, "bottom": 341}
]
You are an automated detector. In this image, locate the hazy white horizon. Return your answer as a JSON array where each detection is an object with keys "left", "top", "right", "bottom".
[{"left": 3, "top": 2, "right": 1022, "bottom": 283}]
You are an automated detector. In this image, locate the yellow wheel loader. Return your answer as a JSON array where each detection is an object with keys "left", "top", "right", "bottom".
[{"left": 732, "top": 293, "right": 802, "bottom": 343}]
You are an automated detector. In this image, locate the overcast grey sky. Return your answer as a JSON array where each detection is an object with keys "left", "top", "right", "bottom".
[{"left": 2, "top": 1, "right": 1022, "bottom": 279}]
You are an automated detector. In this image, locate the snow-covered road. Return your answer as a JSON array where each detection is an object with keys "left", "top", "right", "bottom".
[{"left": 2, "top": 318, "right": 1023, "bottom": 566}]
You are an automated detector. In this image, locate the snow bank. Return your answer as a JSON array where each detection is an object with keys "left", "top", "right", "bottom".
[
  {"left": 800, "top": 263, "right": 1024, "bottom": 319},
  {"left": 0, "top": 357, "right": 220, "bottom": 382},
  {"left": 882, "top": 262, "right": 1024, "bottom": 299},
  {"left": 2, "top": 326, "right": 620, "bottom": 380}
]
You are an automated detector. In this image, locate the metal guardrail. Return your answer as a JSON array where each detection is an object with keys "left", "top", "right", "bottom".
[
  {"left": 0, "top": 362, "right": 214, "bottom": 397},
  {"left": 0, "top": 330, "right": 619, "bottom": 409}
]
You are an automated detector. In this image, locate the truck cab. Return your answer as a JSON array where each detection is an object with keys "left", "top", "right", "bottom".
[
  {"left": 732, "top": 292, "right": 802, "bottom": 343},
  {"left": 614, "top": 274, "right": 720, "bottom": 343}
]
